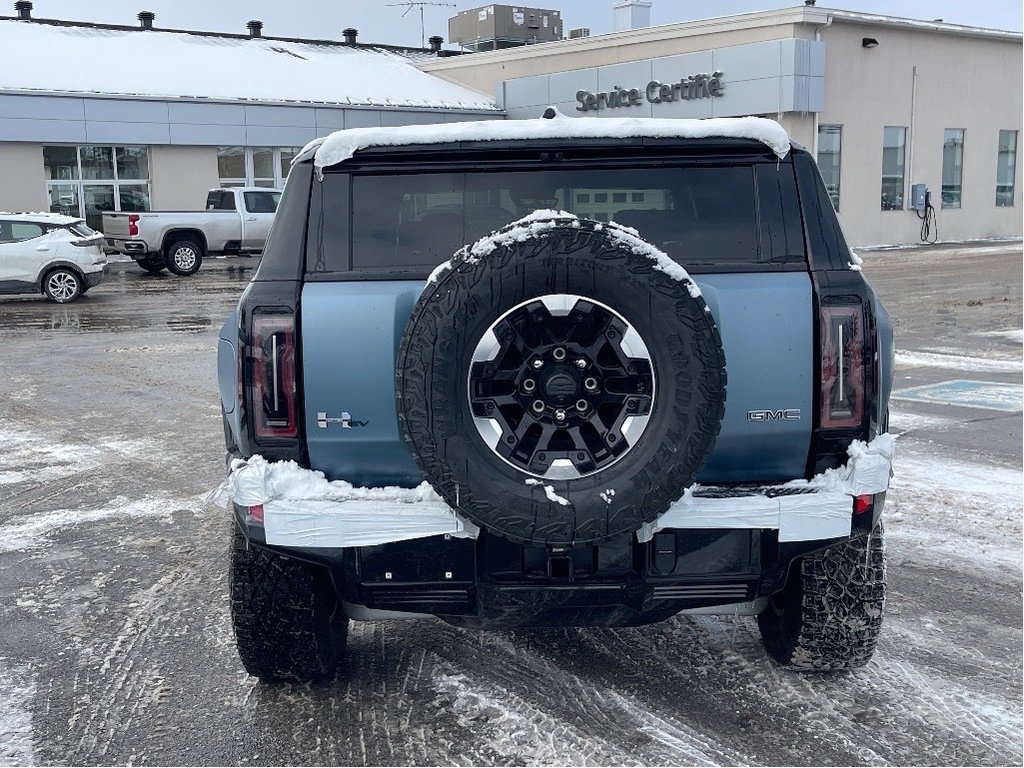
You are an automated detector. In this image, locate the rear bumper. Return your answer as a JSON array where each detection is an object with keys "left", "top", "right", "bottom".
[
  {"left": 217, "top": 435, "right": 894, "bottom": 626},
  {"left": 106, "top": 238, "right": 151, "bottom": 256},
  {"left": 233, "top": 508, "right": 871, "bottom": 626},
  {"left": 84, "top": 270, "right": 104, "bottom": 288}
]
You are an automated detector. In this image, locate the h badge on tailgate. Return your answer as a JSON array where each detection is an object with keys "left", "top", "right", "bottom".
[{"left": 317, "top": 411, "right": 368, "bottom": 429}]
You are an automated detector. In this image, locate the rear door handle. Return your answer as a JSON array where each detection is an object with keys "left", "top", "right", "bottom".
[{"left": 245, "top": 216, "right": 257, "bottom": 221}]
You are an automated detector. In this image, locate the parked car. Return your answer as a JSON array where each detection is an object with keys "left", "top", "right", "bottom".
[
  {"left": 102, "top": 187, "right": 281, "bottom": 276},
  {"left": 0, "top": 213, "right": 105, "bottom": 302},
  {"left": 217, "top": 115, "right": 895, "bottom": 683}
]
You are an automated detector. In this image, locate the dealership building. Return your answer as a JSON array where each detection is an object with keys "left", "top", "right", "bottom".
[
  {"left": 0, "top": 2, "right": 1021, "bottom": 246},
  {"left": 424, "top": 3, "right": 1023, "bottom": 246},
  {"left": 0, "top": 3, "right": 498, "bottom": 232}
]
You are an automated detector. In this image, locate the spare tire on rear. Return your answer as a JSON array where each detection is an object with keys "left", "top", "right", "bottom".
[{"left": 396, "top": 215, "right": 726, "bottom": 547}]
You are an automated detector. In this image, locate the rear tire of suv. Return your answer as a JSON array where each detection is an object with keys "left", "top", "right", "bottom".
[
  {"left": 138, "top": 255, "right": 166, "bottom": 274},
  {"left": 757, "top": 524, "right": 885, "bottom": 671},
  {"left": 397, "top": 215, "right": 727, "bottom": 547},
  {"left": 42, "top": 268, "right": 83, "bottom": 303},
  {"left": 229, "top": 521, "right": 348, "bottom": 683},
  {"left": 165, "top": 237, "right": 203, "bottom": 276}
]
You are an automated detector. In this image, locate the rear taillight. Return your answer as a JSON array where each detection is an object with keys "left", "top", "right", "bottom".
[
  {"left": 248, "top": 313, "right": 298, "bottom": 439},
  {"left": 820, "top": 305, "right": 864, "bottom": 429},
  {"left": 853, "top": 494, "right": 872, "bottom": 515},
  {"left": 245, "top": 504, "right": 265, "bottom": 525},
  {"left": 128, "top": 214, "right": 139, "bottom": 237}
]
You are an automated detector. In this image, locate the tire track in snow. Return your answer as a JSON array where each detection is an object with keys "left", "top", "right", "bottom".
[
  {"left": 0, "top": 661, "right": 34, "bottom": 767},
  {"left": 422, "top": 625, "right": 750, "bottom": 766}
]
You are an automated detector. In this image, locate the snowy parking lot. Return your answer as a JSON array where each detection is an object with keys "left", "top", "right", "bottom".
[{"left": 0, "top": 244, "right": 1021, "bottom": 766}]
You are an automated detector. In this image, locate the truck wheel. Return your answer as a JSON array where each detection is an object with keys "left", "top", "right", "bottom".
[
  {"left": 164, "top": 237, "right": 203, "bottom": 276},
  {"left": 42, "top": 268, "right": 82, "bottom": 303},
  {"left": 757, "top": 524, "right": 886, "bottom": 670},
  {"left": 396, "top": 215, "right": 726, "bottom": 546},
  {"left": 138, "top": 255, "right": 166, "bottom": 274},
  {"left": 229, "top": 521, "right": 347, "bottom": 683}
]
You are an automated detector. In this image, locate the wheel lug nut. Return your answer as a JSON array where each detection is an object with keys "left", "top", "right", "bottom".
[
  {"left": 532, "top": 358, "right": 544, "bottom": 370},
  {"left": 522, "top": 378, "right": 536, "bottom": 393},
  {"left": 576, "top": 399, "right": 588, "bottom": 412},
  {"left": 554, "top": 408, "right": 567, "bottom": 422},
  {"left": 584, "top": 377, "right": 598, "bottom": 392},
  {"left": 575, "top": 358, "right": 587, "bottom": 369},
  {"left": 532, "top": 400, "right": 545, "bottom": 413},
  {"left": 552, "top": 347, "right": 566, "bottom": 361}
]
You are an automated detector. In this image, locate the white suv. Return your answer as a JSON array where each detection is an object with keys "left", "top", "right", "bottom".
[{"left": 0, "top": 213, "right": 106, "bottom": 303}]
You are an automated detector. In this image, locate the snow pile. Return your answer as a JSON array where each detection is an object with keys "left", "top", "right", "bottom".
[
  {"left": 787, "top": 432, "right": 895, "bottom": 497},
  {"left": 428, "top": 210, "right": 702, "bottom": 299},
  {"left": 0, "top": 20, "right": 496, "bottom": 109},
  {"left": 209, "top": 455, "right": 478, "bottom": 548},
  {"left": 304, "top": 113, "right": 791, "bottom": 169}
]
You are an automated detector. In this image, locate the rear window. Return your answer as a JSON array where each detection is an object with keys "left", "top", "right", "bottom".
[
  {"left": 308, "top": 163, "right": 805, "bottom": 275},
  {"left": 69, "top": 222, "right": 96, "bottom": 237},
  {"left": 207, "top": 191, "right": 236, "bottom": 211},
  {"left": 244, "top": 191, "right": 281, "bottom": 214}
]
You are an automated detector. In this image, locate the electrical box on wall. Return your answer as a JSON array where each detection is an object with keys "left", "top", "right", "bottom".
[{"left": 911, "top": 183, "right": 928, "bottom": 212}]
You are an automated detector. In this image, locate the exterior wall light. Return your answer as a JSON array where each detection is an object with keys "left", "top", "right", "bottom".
[{"left": 862, "top": 37, "right": 879, "bottom": 48}]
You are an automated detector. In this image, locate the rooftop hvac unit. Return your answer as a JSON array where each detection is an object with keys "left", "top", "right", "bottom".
[{"left": 569, "top": 27, "right": 590, "bottom": 38}]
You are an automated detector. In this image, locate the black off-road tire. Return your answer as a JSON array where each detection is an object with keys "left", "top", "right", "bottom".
[
  {"left": 758, "top": 524, "right": 886, "bottom": 671},
  {"left": 396, "top": 216, "right": 726, "bottom": 547},
  {"left": 164, "top": 236, "right": 203, "bottom": 276},
  {"left": 137, "top": 255, "right": 166, "bottom": 274},
  {"left": 230, "top": 521, "right": 348, "bottom": 683}
]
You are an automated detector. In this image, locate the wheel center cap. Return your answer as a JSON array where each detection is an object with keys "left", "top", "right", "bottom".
[{"left": 542, "top": 370, "right": 579, "bottom": 404}]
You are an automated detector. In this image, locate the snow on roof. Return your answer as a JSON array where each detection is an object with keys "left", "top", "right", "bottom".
[
  {"left": 301, "top": 112, "right": 791, "bottom": 170},
  {"left": 0, "top": 20, "right": 497, "bottom": 110},
  {"left": 0, "top": 211, "right": 83, "bottom": 225}
]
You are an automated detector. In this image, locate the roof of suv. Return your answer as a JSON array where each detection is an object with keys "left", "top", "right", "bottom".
[
  {"left": 298, "top": 113, "right": 793, "bottom": 171},
  {"left": 0, "top": 212, "right": 84, "bottom": 225}
]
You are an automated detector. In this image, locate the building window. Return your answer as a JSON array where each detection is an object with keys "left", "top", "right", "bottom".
[
  {"left": 881, "top": 127, "right": 906, "bottom": 211},
  {"left": 941, "top": 129, "right": 965, "bottom": 209},
  {"left": 997, "top": 130, "right": 1017, "bottom": 207},
  {"left": 43, "top": 145, "right": 151, "bottom": 232},
  {"left": 217, "top": 146, "right": 300, "bottom": 189},
  {"left": 817, "top": 124, "right": 842, "bottom": 211}
]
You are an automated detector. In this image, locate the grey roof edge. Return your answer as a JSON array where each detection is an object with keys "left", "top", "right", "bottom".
[{"left": 421, "top": 5, "right": 1020, "bottom": 71}]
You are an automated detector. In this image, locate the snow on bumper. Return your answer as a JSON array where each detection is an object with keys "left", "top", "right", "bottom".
[
  {"left": 208, "top": 456, "right": 478, "bottom": 548},
  {"left": 209, "top": 435, "right": 894, "bottom": 549},
  {"left": 638, "top": 434, "right": 896, "bottom": 543}
]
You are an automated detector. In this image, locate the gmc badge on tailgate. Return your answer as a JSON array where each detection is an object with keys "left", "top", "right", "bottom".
[{"left": 747, "top": 409, "right": 802, "bottom": 422}]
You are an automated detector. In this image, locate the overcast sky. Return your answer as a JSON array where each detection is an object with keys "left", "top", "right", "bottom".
[{"left": 19, "top": 0, "right": 1023, "bottom": 48}]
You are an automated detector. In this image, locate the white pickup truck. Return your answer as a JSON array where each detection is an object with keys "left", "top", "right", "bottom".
[{"left": 102, "top": 187, "right": 281, "bottom": 276}]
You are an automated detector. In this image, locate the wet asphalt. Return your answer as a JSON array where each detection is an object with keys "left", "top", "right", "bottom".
[{"left": 0, "top": 246, "right": 1020, "bottom": 766}]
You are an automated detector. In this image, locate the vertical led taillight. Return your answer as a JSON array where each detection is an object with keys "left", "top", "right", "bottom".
[
  {"left": 249, "top": 313, "right": 298, "bottom": 439},
  {"left": 820, "top": 305, "right": 864, "bottom": 429}
]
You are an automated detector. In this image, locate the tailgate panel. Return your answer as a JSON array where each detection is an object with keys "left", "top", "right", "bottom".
[
  {"left": 301, "top": 272, "right": 813, "bottom": 488},
  {"left": 102, "top": 213, "right": 131, "bottom": 237}
]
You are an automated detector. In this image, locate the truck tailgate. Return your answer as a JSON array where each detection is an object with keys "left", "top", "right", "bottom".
[{"left": 102, "top": 213, "right": 131, "bottom": 238}]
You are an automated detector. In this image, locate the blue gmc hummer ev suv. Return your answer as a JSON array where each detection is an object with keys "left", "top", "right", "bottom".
[{"left": 217, "top": 115, "right": 895, "bottom": 683}]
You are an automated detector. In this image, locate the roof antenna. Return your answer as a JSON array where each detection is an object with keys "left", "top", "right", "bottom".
[{"left": 385, "top": 1, "right": 455, "bottom": 48}]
